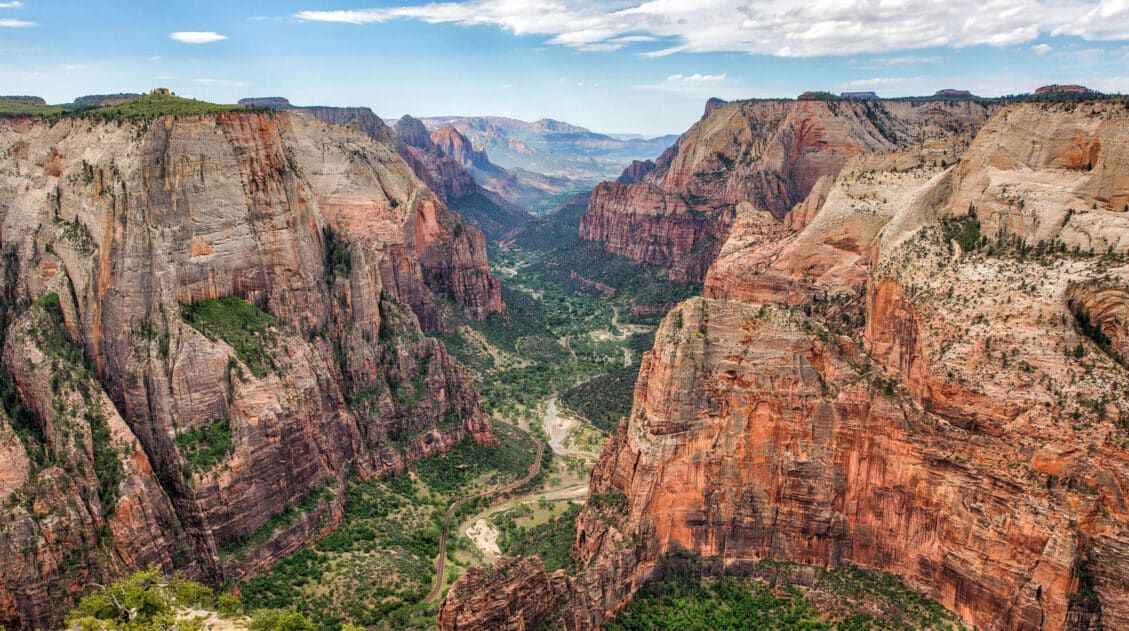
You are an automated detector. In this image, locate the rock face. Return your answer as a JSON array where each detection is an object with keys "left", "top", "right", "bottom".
[
  {"left": 441, "top": 100, "right": 1129, "bottom": 630},
  {"left": 0, "top": 109, "right": 502, "bottom": 628},
  {"left": 391, "top": 116, "right": 532, "bottom": 240},
  {"left": 394, "top": 117, "right": 480, "bottom": 201},
  {"left": 580, "top": 98, "right": 998, "bottom": 282}
]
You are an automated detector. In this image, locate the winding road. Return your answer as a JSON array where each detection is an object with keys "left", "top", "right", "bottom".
[{"left": 424, "top": 436, "right": 545, "bottom": 603}]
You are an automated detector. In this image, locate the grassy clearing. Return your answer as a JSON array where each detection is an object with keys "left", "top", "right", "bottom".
[
  {"left": 88, "top": 93, "right": 242, "bottom": 119},
  {"left": 0, "top": 102, "right": 65, "bottom": 117},
  {"left": 182, "top": 296, "right": 282, "bottom": 379}
]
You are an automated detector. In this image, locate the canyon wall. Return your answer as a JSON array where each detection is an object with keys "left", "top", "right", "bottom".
[
  {"left": 580, "top": 98, "right": 997, "bottom": 282},
  {"left": 0, "top": 110, "right": 501, "bottom": 628},
  {"left": 441, "top": 100, "right": 1129, "bottom": 630},
  {"left": 391, "top": 116, "right": 532, "bottom": 240}
]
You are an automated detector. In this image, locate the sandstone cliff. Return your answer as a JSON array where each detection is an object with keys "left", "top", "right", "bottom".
[
  {"left": 580, "top": 98, "right": 997, "bottom": 282},
  {"left": 392, "top": 117, "right": 532, "bottom": 240},
  {"left": 0, "top": 109, "right": 501, "bottom": 628},
  {"left": 441, "top": 100, "right": 1129, "bottom": 630}
]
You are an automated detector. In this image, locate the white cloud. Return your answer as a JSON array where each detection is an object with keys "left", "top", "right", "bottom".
[
  {"left": 666, "top": 73, "right": 726, "bottom": 82},
  {"left": 192, "top": 78, "right": 248, "bottom": 87},
  {"left": 63, "top": 64, "right": 86, "bottom": 71},
  {"left": 150, "top": 55, "right": 161, "bottom": 61},
  {"left": 0, "top": 18, "right": 33, "bottom": 27},
  {"left": 0, "top": 2, "right": 24, "bottom": 8},
  {"left": 293, "top": 1, "right": 1129, "bottom": 58},
  {"left": 294, "top": 9, "right": 390, "bottom": 24},
  {"left": 1032, "top": 43, "right": 1054, "bottom": 54},
  {"left": 170, "top": 31, "right": 227, "bottom": 44},
  {"left": 635, "top": 72, "right": 744, "bottom": 98}
]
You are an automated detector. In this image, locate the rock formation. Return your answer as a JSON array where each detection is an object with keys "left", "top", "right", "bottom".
[
  {"left": 0, "top": 109, "right": 502, "bottom": 628},
  {"left": 580, "top": 98, "right": 998, "bottom": 282},
  {"left": 440, "top": 100, "right": 1129, "bottom": 630},
  {"left": 391, "top": 116, "right": 532, "bottom": 240}
]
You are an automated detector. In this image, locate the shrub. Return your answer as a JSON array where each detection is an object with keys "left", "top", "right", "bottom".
[
  {"left": 248, "top": 609, "right": 317, "bottom": 631},
  {"left": 174, "top": 417, "right": 234, "bottom": 472},
  {"left": 182, "top": 296, "right": 282, "bottom": 378}
]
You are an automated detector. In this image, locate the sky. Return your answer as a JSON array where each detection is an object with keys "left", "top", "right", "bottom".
[{"left": 1, "top": 1, "right": 1128, "bottom": 135}]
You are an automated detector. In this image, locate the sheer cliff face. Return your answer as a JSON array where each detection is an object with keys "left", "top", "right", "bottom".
[
  {"left": 580, "top": 98, "right": 997, "bottom": 283},
  {"left": 441, "top": 101, "right": 1129, "bottom": 631},
  {"left": 0, "top": 111, "right": 500, "bottom": 628}
]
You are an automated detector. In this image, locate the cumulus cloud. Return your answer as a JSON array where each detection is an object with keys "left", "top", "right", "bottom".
[
  {"left": 1032, "top": 43, "right": 1054, "bottom": 54},
  {"left": 170, "top": 31, "right": 227, "bottom": 44},
  {"left": 0, "top": 18, "right": 33, "bottom": 27},
  {"left": 293, "top": 1, "right": 1129, "bottom": 57},
  {"left": 635, "top": 72, "right": 744, "bottom": 98}
]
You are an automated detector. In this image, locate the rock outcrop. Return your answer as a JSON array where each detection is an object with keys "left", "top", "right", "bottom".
[
  {"left": 441, "top": 100, "right": 1129, "bottom": 630},
  {"left": 391, "top": 116, "right": 532, "bottom": 240},
  {"left": 580, "top": 98, "right": 998, "bottom": 282},
  {"left": 0, "top": 109, "right": 501, "bottom": 628}
]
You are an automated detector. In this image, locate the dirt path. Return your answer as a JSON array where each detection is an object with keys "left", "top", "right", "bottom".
[
  {"left": 459, "top": 400, "right": 601, "bottom": 560},
  {"left": 424, "top": 436, "right": 545, "bottom": 603}
]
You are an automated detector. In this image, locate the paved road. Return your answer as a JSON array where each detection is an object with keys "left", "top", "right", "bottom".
[{"left": 424, "top": 437, "right": 545, "bottom": 603}]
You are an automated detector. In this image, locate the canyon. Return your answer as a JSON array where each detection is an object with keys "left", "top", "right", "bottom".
[
  {"left": 0, "top": 108, "right": 502, "bottom": 628},
  {"left": 439, "top": 99, "right": 1129, "bottom": 630},
  {"left": 579, "top": 97, "right": 998, "bottom": 283},
  {"left": 1, "top": 90, "right": 1127, "bottom": 631}
]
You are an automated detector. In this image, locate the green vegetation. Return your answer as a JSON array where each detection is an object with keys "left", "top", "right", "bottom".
[
  {"left": 608, "top": 554, "right": 965, "bottom": 631},
  {"left": 561, "top": 331, "right": 654, "bottom": 432},
  {"left": 249, "top": 609, "right": 318, "bottom": 631},
  {"left": 1070, "top": 299, "right": 1121, "bottom": 369},
  {"left": 0, "top": 101, "right": 64, "bottom": 117},
  {"left": 798, "top": 91, "right": 843, "bottom": 101},
  {"left": 182, "top": 296, "right": 282, "bottom": 379},
  {"left": 88, "top": 93, "right": 242, "bottom": 119},
  {"left": 20, "top": 293, "right": 126, "bottom": 514},
  {"left": 174, "top": 418, "right": 234, "bottom": 472},
  {"left": 412, "top": 422, "right": 537, "bottom": 494},
  {"left": 940, "top": 213, "right": 982, "bottom": 253},
  {"left": 221, "top": 481, "right": 335, "bottom": 558},
  {"left": 502, "top": 503, "right": 581, "bottom": 573},
  {"left": 65, "top": 566, "right": 246, "bottom": 630},
  {"left": 239, "top": 422, "right": 540, "bottom": 630},
  {"left": 323, "top": 226, "right": 352, "bottom": 280},
  {"left": 607, "top": 557, "right": 829, "bottom": 630}
]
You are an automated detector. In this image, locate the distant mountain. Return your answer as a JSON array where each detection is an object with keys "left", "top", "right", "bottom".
[
  {"left": 419, "top": 115, "right": 677, "bottom": 183},
  {"left": 423, "top": 124, "right": 578, "bottom": 214},
  {"left": 391, "top": 116, "right": 532, "bottom": 240}
]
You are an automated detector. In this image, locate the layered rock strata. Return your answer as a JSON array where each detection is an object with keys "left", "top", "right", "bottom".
[
  {"left": 580, "top": 98, "right": 997, "bottom": 282},
  {"left": 392, "top": 116, "right": 532, "bottom": 240},
  {"left": 0, "top": 109, "right": 500, "bottom": 628},
  {"left": 441, "top": 100, "right": 1129, "bottom": 631}
]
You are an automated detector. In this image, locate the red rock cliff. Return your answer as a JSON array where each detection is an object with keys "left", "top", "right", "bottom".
[
  {"left": 580, "top": 98, "right": 997, "bottom": 283},
  {"left": 440, "top": 100, "right": 1129, "bottom": 631},
  {"left": 0, "top": 110, "right": 501, "bottom": 628}
]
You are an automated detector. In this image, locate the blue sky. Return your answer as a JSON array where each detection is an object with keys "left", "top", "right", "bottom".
[{"left": 1, "top": 1, "right": 1128, "bottom": 135}]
